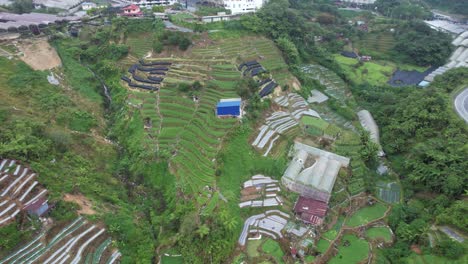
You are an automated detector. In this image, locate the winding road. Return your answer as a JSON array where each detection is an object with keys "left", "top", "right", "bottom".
[{"left": 454, "top": 87, "right": 468, "bottom": 123}]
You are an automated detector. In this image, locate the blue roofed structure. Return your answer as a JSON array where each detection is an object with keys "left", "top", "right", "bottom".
[{"left": 216, "top": 98, "right": 242, "bottom": 117}]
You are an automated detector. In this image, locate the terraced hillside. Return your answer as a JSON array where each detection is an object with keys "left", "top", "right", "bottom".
[
  {"left": 191, "top": 36, "right": 296, "bottom": 88},
  {"left": 120, "top": 36, "right": 296, "bottom": 210},
  {"left": 357, "top": 32, "right": 396, "bottom": 54}
]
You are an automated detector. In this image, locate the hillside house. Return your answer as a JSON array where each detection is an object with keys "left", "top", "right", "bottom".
[
  {"left": 121, "top": 4, "right": 143, "bottom": 17},
  {"left": 223, "top": 0, "right": 267, "bottom": 15},
  {"left": 81, "top": 2, "right": 97, "bottom": 11},
  {"left": 339, "top": 0, "right": 376, "bottom": 4},
  {"left": 127, "top": 0, "right": 177, "bottom": 9},
  {"left": 216, "top": 98, "right": 242, "bottom": 118}
]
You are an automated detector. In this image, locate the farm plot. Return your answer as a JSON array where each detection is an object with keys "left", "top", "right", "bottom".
[
  {"left": 0, "top": 159, "right": 48, "bottom": 227},
  {"left": 126, "top": 34, "right": 154, "bottom": 58},
  {"left": 322, "top": 216, "right": 345, "bottom": 241},
  {"left": 261, "top": 239, "right": 285, "bottom": 264},
  {"left": 328, "top": 234, "right": 369, "bottom": 264},
  {"left": 345, "top": 203, "right": 388, "bottom": 227},
  {"left": 252, "top": 93, "right": 321, "bottom": 156},
  {"left": 239, "top": 175, "right": 282, "bottom": 208},
  {"left": 376, "top": 181, "right": 401, "bottom": 203},
  {"left": 196, "top": 36, "right": 295, "bottom": 88},
  {"left": 128, "top": 46, "right": 241, "bottom": 197},
  {"left": 300, "top": 64, "right": 350, "bottom": 103},
  {"left": 0, "top": 217, "right": 119, "bottom": 264},
  {"left": 366, "top": 226, "right": 393, "bottom": 242},
  {"left": 238, "top": 210, "right": 290, "bottom": 246},
  {"left": 332, "top": 133, "right": 369, "bottom": 196},
  {"left": 356, "top": 32, "right": 396, "bottom": 55}
]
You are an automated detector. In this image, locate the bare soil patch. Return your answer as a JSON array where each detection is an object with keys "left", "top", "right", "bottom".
[
  {"left": 18, "top": 38, "right": 61, "bottom": 70},
  {"left": 64, "top": 193, "right": 96, "bottom": 215}
]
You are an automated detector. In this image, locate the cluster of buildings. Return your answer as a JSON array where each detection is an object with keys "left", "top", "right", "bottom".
[
  {"left": 283, "top": 142, "right": 350, "bottom": 225},
  {"left": 116, "top": 0, "right": 267, "bottom": 15}
]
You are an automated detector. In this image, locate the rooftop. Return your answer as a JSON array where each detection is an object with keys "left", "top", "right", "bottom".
[
  {"left": 294, "top": 196, "right": 328, "bottom": 218},
  {"left": 217, "top": 99, "right": 241, "bottom": 108}
]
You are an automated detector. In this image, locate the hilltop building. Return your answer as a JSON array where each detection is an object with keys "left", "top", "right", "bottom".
[
  {"left": 121, "top": 4, "right": 143, "bottom": 17},
  {"left": 223, "top": 0, "right": 267, "bottom": 15},
  {"left": 120, "top": 0, "right": 177, "bottom": 9},
  {"left": 82, "top": 2, "right": 97, "bottom": 11},
  {"left": 216, "top": 98, "right": 242, "bottom": 118},
  {"left": 339, "top": 0, "right": 376, "bottom": 4}
]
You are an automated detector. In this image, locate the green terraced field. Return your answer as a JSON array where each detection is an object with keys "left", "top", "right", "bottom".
[
  {"left": 346, "top": 203, "right": 388, "bottom": 227},
  {"left": 366, "top": 227, "right": 392, "bottom": 242},
  {"left": 328, "top": 234, "right": 369, "bottom": 264},
  {"left": 316, "top": 239, "right": 330, "bottom": 254},
  {"left": 126, "top": 34, "right": 153, "bottom": 58}
]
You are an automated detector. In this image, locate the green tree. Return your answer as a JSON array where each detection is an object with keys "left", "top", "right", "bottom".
[
  {"left": 276, "top": 37, "right": 299, "bottom": 63},
  {"left": 11, "top": 0, "right": 33, "bottom": 14},
  {"left": 196, "top": 224, "right": 210, "bottom": 239}
]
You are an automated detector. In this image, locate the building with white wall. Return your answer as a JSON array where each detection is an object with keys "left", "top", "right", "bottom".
[
  {"left": 119, "top": 0, "right": 177, "bottom": 9},
  {"left": 82, "top": 2, "right": 97, "bottom": 11},
  {"left": 223, "top": 0, "right": 266, "bottom": 15},
  {"left": 340, "top": 0, "right": 376, "bottom": 4}
]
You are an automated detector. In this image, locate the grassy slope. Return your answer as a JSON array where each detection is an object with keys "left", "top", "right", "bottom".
[
  {"left": 328, "top": 234, "right": 369, "bottom": 264},
  {"left": 346, "top": 203, "right": 388, "bottom": 227},
  {"left": 366, "top": 227, "right": 393, "bottom": 242},
  {"left": 334, "top": 54, "right": 427, "bottom": 86}
]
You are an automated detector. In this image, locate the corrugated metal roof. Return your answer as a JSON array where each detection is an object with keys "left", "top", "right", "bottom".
[
  {"left": 294, "top": 196, "right": 328, "bottom": 217},
  {"left": 220, "top": 98, "right": 241, "bottom": 102},
  {"left": 217, "top": 100, "right": 241, "bottom": 108}
]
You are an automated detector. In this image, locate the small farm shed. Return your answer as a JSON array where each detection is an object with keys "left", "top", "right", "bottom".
[{"left": 216, "top": 98, "right": 242, "bottom": 117}]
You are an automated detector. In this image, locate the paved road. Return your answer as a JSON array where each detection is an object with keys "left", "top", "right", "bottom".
[{"left": 454, "top": 87, "right": 468, "bottom": 123}]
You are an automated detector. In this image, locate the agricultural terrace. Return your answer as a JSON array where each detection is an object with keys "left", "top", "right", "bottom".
[
  {"left": 345, "top": 202, "right": 388, "bottom": 227},
  {"left": 120, "top": 36, "right": 296, "bottom": 211},
  {"left": 366, "top": 226, "right": 393, "bottom": 242},
  {"left": 334, "top": 54, "right": 428, "bottom": 86},
  {"left": 192, "top": 36, "right": 296, "bottom": 88},
  {"left": 355, "top": 31, "right": 396, "bottom": 57},
  {"left": 328, "top": 234, "right": 369, "bottom": 264},
  {"left": 0, "top": 217, "right": 119, "bottom": 264},
  {"left": 0, "top": 159, "right": 47, "bottom": 227},
  {"left": 245, "top": 238, "right": 285, "bottom": 263}
]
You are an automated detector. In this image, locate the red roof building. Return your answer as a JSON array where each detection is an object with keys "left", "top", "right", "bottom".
[
  {"left": 121, "top": 4, "right": 143, "bottom": 17},
  {"left": 293, "top": 196, "right": 329, "bottom": 226}
]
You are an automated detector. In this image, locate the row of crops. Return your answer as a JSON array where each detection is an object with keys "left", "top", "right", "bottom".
[
  {"left": 127, "top": 42, "right": 244, "bottom": 204},
  {"left": 191, "top": 36, "right": 294, "bottom": 87},
  {"left": 0, "top": 159, "right": 48, "bottom": 227},
  {"left": 0, "top": 160, "right": 119, "bottom": 264},
  {"left": 0, "top": 217, "right": 119, "bottom": 264}
]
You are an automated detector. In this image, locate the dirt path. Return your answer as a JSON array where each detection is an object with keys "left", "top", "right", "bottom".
[
  {"left": 155, "top": 93, "right": 163, "bottom": 152},
  {"left": 17, "top": 38, "right": 61, "bottom": 70}
]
